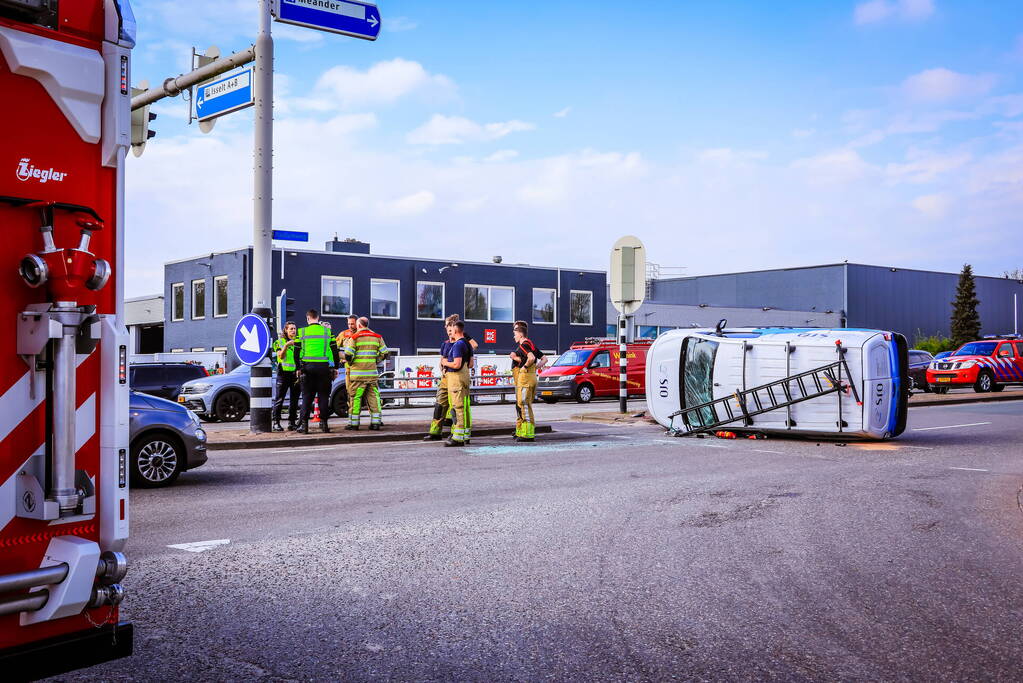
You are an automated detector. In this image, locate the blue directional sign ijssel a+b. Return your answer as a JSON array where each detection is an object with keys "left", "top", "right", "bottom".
[
  {"left": 233, "top": 314, "right": 272, "bottom": 366},
  {"left": 196, "top": 67, "right": 254, "bottom": 123},
  {"left": 273, "top": 0, "right": 381, "bottom": 41}
]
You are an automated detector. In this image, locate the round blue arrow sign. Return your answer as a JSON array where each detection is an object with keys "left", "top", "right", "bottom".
[{"left": 233, "top": 314, "right": 272, "bottom": 366}]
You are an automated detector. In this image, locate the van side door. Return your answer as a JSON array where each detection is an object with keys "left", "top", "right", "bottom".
[{"left": 587, "top": 350, "right": 614, "bottom": 396}]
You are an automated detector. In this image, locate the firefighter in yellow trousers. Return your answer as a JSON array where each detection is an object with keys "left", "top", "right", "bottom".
[
  {"left": 343, "top": 317, "right": 388, "bottom": 430},
  {"left": 439, "top": 320, "right": 472, "bottom": 447},
  {"left": 424, "top": 314, "right": 477, "bottom": 440},
  {"left": 510, "top": 321, "right": 539, "bottom": 441}
]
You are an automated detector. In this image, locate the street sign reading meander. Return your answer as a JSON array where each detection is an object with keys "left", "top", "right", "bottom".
[
  {"left": 273, "top": 0, "right": 381, "bottom": 41},
  {"left": 233, "top": 313, "right": 272, "bottom": 366},
  {"left": 196, "top": 67, "right": 254, "bottom": 123}
]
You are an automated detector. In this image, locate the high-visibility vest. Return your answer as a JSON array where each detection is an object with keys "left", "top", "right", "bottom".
[
  {"left": 344, "top": 329, "right": 387, "bottom": 379},
  {"left": 298, "top": 323, "right": 332, "bottom": 364},
  {"left": 273, "top": 337, "right": 297, "bottom": 371},
  {"left": 337, "top": 329, "right": 356, "bottom": 366}
]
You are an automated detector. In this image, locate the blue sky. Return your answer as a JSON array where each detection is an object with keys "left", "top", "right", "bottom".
[{"left": 125, "top": 0, "right": 1023, "bottom": 296}]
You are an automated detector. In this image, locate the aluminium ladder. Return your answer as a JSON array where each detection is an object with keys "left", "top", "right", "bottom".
[{"left": 667, "top": 358, "right": 862, "bottom": 437}]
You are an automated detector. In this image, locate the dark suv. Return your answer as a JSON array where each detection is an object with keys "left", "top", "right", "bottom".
[{"left": 130, "top": 363, "right": 209, "bottom": 401}]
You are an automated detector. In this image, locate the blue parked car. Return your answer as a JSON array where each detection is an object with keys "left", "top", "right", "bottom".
[{"left": 178, "top": 364, "right": 350, "bottom": 422}]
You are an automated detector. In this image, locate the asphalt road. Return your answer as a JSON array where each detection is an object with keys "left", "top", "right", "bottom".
[{"left": 63, "top": 400, "right": 1023, "bottom": 681}]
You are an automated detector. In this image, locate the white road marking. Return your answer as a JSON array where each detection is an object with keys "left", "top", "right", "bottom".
[
  {"left": 167, "top": 539, "right": 231, "bottom": 553},
  {"left": 900, "top": 445, "right": 935, "bottom": 450},
  {"left": 753, "top": 449, "right": 783, "bottom": 454},
  {"left": 949, "top": 467, "right": 989, "bottom": 472},
  {"left": 912, "top": 422, "right": 992, "bottom": 431}
]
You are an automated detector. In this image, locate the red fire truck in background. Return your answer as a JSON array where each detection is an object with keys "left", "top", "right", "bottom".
[{"left": 0, "top": 0, "right": 135, "bottom": 676}]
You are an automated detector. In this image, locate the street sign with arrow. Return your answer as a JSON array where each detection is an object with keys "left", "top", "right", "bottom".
[{"left": 272, "top": 0, "right": 381, "bottom": 40}]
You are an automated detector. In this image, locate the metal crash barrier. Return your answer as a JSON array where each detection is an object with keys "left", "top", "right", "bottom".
[{"left": 379, "top": 372, "right": 521, "bottom": 407}]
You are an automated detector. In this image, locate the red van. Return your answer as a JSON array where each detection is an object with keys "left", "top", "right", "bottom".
[{"left": 538, "top": 338, "right": 653, "bottom": 403}]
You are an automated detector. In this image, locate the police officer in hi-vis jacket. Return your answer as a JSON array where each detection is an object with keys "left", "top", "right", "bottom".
[{"left": 295, "top": 309, "right": 340, "bottom": 433}]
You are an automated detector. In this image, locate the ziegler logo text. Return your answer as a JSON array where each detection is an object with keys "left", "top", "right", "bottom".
[{"left": 16, "top": 158, "right": 69, "bottom": 183}]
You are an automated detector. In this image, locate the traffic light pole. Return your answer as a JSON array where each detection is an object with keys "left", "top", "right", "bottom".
[{"left": 249, "top": 0, "right": 275, "bottom": 433}]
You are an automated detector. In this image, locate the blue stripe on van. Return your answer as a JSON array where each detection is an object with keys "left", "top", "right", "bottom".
[{"left": 886, "top": 338, "right": 899, "bottom": 433}]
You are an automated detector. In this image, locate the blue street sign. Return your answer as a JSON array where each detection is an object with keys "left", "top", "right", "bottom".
[
  {"left": 195, "top": 67, "right": 254, "bottom": 123},
  {"left": 271, "top": 230, "right": 309, "bottom": 242},
  {"left": 233, "top": 314, "right": 272, "bottom": 366},
  {"left": 273, "top": 0, "right": 381, "bottom": 41}
]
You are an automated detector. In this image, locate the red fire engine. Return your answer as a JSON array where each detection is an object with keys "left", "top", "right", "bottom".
[{"left": 0, "top": 0, "right": 135, "bottom": 676}]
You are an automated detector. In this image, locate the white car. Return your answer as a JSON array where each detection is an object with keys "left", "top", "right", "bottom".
[{"left": 645, "top": 326, "right": 910, "bottom": 440}]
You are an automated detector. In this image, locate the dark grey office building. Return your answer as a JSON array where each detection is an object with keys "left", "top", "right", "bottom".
[
  {"left": 164, "top": 239, "right": 607, "bottom": 365},
  {"left": 648, "top": 263, "right": 1023, "bottom": 342}
]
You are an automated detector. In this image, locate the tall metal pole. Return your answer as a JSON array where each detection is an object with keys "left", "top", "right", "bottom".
[
  {"left": 250, "top": 0, "right": 274, "bottom": 433},
  {"left": 618, "top": 314, "right": 628, "bottom": 413}
]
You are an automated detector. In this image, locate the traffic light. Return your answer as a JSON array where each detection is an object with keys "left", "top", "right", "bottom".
[
  {"left": 276, "top": 289, "right": 295, "bottom": 333},
  {"left": 130, "top": 86, "right": 157, "bottom": 157}
]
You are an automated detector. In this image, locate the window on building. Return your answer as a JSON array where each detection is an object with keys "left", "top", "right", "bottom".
[
  {"left": 606, "top": 324, "right": 617, "bottom": 338},
  {"left": 170, "top": 348, "right": 184, "bottom": 353},
  {"left": 464, "top": 285, "right": 514, "bottom": 322},
  {"left": 638, "top": 325, "right": 658, "bottom": 339},
  {"left": 191, "top": 347, "right": 206, "bottom": 352},
  {"left": 658, "top": 326, "right": 677, "bottom": 336},
  {"left": 569, "top": 290, "right": 592, "bottom": 325},
  {"left": 370, "top": 279, "right": 400, "bottom": 319},
  {"left": 417, "top": 282, "right": 444, "bottom": 320},
  {"left": 171, "top": 283, "right": 184, "bottom": 321},
  {"left": 191, "top": 279, "right": 206, "bottom": 319},
  {"left": 213, "top": 346, "right": 227, "bottom": 352},
  {"left": 532, "top": 288, "right": 556, "bottom": 324},
  {"left": 321, "top": 276, "right": 352, "bottom": 317},
  {"left": 213, "top": 276, "right": 228, "bottom": 318}
]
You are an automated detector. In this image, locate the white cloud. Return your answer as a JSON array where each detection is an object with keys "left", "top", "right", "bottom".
[
  {"left": 697, "top": 148, "right": 768, "bottom": 166},
  {"left": 900, "top": 68, "right": 996, "bottom": 103},
  {"left": 553, "top": 107, "right": 572, "bottom": 118},
  {"left": 406, "top": 115, "right": 535, "bottom": 145},
  {"left": 790, "top": 149, "right": 872, "bottom": 185},
  {"left": 911, "top": 194, "right": 950, "bottom": 218},
  {"left": 313, "top": 59, "right": 456, "bottom": 109},
  {"left": 791, "top": 128, "right": 816, "bottom": 139},
  {"left": 484, "top": 149, "right": 519, "bottom": 163},
  {"left": 854, "top": 0, "right": 934, "bottom": 25},
  {"left": 886, "top": 150, "right": 971, "bottom": 184},
  {"left": 385, "top": 16, "right": 418, "bottom": 32},
  {"left": 377, "top": 190, "right": 435, "bottom": 218}
]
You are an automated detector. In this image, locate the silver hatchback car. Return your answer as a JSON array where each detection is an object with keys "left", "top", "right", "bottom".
[{"left": 130, "top": 390, "right": 208, "bottom": 488}]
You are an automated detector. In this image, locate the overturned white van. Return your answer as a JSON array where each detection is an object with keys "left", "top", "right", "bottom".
[{"left": 645, "top": 325, "right": 910, "bottom": 440}]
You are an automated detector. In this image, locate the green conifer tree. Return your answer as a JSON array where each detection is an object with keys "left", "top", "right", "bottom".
[{"left": 950, "top": 264, "right": 981, "bottom": 346}]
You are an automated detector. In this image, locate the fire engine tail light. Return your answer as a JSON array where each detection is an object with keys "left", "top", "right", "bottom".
[{"left": 120, "top": 55, "right": 128, "bottom": 95}]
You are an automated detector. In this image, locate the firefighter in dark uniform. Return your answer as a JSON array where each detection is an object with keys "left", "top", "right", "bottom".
[
  {"left": 296, "top": 309, "right": 340, "bottom": 433},
  {"left": 271, "top": 321, "right": 300, "bottom": 431}
]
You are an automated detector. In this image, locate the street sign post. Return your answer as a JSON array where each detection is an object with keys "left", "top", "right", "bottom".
[
  {"left": 233, "top": 313, "right": 272, "bottom": 367},
  {"left": 195, "top": 66, "right": 254, "bottom": 123},
  {"left": 610, "top": 236, "right": 647, "bottom": 413},
  {"left": 271, "top": 229, "right": 309, "bottom": 242},
  {"left": 272, "top": 0, "right": 381, "bottom": 40}
]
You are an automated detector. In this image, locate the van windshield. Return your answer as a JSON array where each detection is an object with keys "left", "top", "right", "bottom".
[
  {"left": 681, "top": 337, "right": 719, "bottom": 427},
  {"left": 554, "top": 349, "right": 592, "bottom": 367}
]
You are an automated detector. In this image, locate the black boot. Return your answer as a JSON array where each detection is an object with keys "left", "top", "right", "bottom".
[
  {"left": 443, "top": 438, "right": 465, "bottom": 447},
  {"left": 369, "top": 424, "right": 381, "bottom": 431},
  {"left": 272, "top": 420, "right": 284, "bottom": 432},
  {"left": 287, "top": 422, "right": 297, "bottom": 431},
  {"left": 296, "top": 422, "right": 309, "bottom": 434},
  {"left": 320, "top": 422, "right": 329, "bottom": 433},
  {"left": 345, "top": 424, "right": 359, "bottom": 431},
  {"left": 423, "top": 433, "right": 442, "bottom": 441}
]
